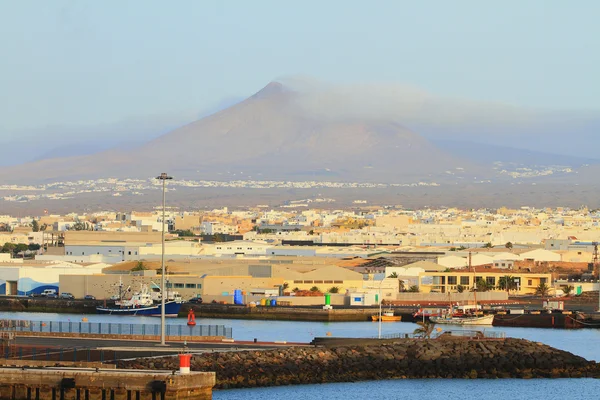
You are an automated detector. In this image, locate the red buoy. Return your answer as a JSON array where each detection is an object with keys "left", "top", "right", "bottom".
[{"left": 187, "top": 308, "right": 196, "bottom": 326}]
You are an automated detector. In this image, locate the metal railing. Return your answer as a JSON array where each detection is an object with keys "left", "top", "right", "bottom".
[{"left": 0, "top": 320, "right": 232, "bottom": 339}]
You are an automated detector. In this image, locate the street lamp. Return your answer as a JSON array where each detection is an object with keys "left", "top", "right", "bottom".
[
  {"left": 156, "top": 172, "right": 172, "bottom": 346},
  {"left": 378, "top": 277, "right": 386, "bottom": 339}
]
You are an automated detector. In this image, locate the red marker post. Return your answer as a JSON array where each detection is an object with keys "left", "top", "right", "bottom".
[{"left": 178, "top": 353, "right": 192, "bottom": 374}]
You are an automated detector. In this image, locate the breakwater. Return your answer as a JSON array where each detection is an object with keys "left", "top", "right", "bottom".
[{"left": 118, "top": 338, "right": 600, "bottom": 389}]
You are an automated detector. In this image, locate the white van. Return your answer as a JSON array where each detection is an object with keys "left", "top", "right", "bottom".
[{"left": 41, "top": 289, "right": 57, "bottom": 296}]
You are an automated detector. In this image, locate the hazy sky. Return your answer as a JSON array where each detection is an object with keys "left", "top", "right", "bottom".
[{"left": 1, "top": 0, "right": 599, "bottom": 137}]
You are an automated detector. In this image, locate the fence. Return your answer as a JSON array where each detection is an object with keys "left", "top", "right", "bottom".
[{"left": 0, "top": 320, "right": 233, "bottom": 339}]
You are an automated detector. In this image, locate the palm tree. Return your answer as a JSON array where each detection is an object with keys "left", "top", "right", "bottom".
[
  {"left": 505, "top": 242, "right": 513, "bottom": 249},
  {"left": 413, "top": 320, "right": 436, "bottom": 339},
  {"left": 498, "top": 275, "right": 518, "bottom": 294},
  {"left": 475, "top": 278, "right": 493, "bottom": 292},
  {"left": 388, "top": 272, "right": 398, "bottom": 278},
  {"left": 562, "top": 285, "right": 573, "bottom": 296},
  {"left": 535, "top": 282, "right": 550, "bottom": 297},
  {"left": 483, "top": 242, "right": 493, "bottom": 248},
  {"left": 456, "top": 285, "right": 465, "bottom": 293}
]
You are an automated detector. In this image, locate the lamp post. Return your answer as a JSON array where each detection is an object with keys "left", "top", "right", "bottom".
[
  {"left": 156, "top": 172, "right": 172, "bottom": 346},
  {"left": 378, "top": 277, "right": 385, "bottom": 339}
]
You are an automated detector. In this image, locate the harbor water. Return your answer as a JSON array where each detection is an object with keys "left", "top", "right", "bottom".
[{"left": 3, "top": 311, "right": 600, "bottom": 399}]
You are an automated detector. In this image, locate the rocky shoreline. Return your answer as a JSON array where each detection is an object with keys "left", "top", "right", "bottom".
[{"left": 118, "top": 338, "right": 600, "bottom": 389}]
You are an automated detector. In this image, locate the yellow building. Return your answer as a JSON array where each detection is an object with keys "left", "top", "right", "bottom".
[{"left": 418, "top": 270, "right": 552, "bottom": 295}]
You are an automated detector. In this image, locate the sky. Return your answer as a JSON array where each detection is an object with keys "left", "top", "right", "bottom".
[{"left": 0, "top": 0, "right": 599, "bottom": 140}]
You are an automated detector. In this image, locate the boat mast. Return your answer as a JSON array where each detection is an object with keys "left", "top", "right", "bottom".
[{"left": 470, "top": 252, "right": 478, "bottom": 313}]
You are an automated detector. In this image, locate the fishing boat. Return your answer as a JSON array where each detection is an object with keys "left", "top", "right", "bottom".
[
  {"left": 430, "top": 313, "right": 494, "bottom": 325},
  {"left": 96, "top": 283, "right": 183, "bottom": 317},
  {"left": 371, "top": 309, "right": 402, "bottom": 322}
]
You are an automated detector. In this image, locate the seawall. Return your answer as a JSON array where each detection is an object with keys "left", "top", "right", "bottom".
[
  {"left": 0, "top": 298, "right": 99, "bottom": 314},
  {"left": 118, "top": 338, "right": 600, "bottom": 389}
]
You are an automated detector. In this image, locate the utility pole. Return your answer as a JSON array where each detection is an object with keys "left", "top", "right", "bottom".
[{"left": 156, "top": 173, "right": 172, "bottom": 346}]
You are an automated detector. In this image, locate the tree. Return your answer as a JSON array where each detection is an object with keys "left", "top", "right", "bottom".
[
  {"left": 535, "top": 282, "right": 550, "bottom": 297},
  {"left": 456, "top": 285, "right": 465, "bottom": 293},
  {"left": 213, "top": 233, "right": 225, "bottom": 242},
  {"left": 407, "top": 285, "right": 419, "bottom": 293},
  {"left": 505, "top": 242, "right": 513, "bottom": 249},
  {"left": 457, "top": 246, "right": 467, "bottom": 251},
  {"left": 1, "top": 243, "right": 16, "bottom": 253},
  {"left": 388, "top": 272, "right": 398, "bottom": 278},
  {"left": 498, "top": 276, "right": 518, "bottom": 294},
  {"left": 14, "top": 243, "right": 29, "bottom": 254},
  {"left": 132, "top": 261, "right": 147, "bottom": 272},
  {"left": 309, "top": 286, "right": 320, "bottom": 292},
  {"left": 483, "top": 242, "right": 493, "bottom": 248},
  {"left": 309, "top": 230, "right": 314, "bottom": 235},
  {"left": 282, "top": 282, "right": 289, "bottom": 290},
  {"left": 413, "top": 320, "right": 436, "bottom": 339},
  {"left": 475, "top": 278, "right": 493, "bottom": 292},
  {"left": 31, "top": 220, "right": 39, "bottom": 232},
  {"left": 328, "top": 286, "right": 339, "bottom": 293},
  {"left": 562, "top": 285, "right": 573, "bottom": 296},
  {"left": 28, "top": 243, "right": 41, "bottom": 251}
]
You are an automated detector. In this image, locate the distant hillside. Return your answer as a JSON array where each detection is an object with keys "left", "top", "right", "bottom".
[
  {"left": 433, "top": 140, "right": 600, "bottom": 167},
  {"left": 0, "top": 81, "right": 486, "bottom": 183}
]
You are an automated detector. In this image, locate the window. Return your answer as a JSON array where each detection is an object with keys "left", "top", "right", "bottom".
[
  {"left": 578, "top": 252, "right": 582, "bottom": 255},
  {"left": 108, "top": 250, "right": 111, "bottom": 253},
  {"left": 293, "top": 280, "right": 302, "bottom": 284},
  {"left": 528, "top": 280, "right": 532, "bottom": 286},
  {"left": 334, "top": 280, "right": 343, "bottom": 284},
  {"left": 237, "top": 247, "right": 242, "bottom": 250},
  {"left": 216, "top": 247, "right": 221, "bottom": 250},
  {"left": 460, "top": 276, "right": 470, "bottom": 285},
  {"left": 135, "top": 251, "right": 138, "bottom": 255},
  {"left": 313, "top": 280, "right": 323, "bottom": 284},
  {"left": 502, "top": 263, "right": 506, "bottom": 267},
  {"left": 82, "top": 252, "right": 85, "bottom": 255},
  {"left": 185, "top": 284, "right": 196, "bottom": 289},
  {"left": 174, "top": 283, "right": 184, "bottom": 289},
  {"left": 303, "top": 280, "right": 313, "bottom": 284},
  {"left": 324, "top": 280, "right": 333, "bottom": 284},
  {"left": 540, "top": 278, "right": 547, "bottom": 284},
  {"left": 447, "top": 276, "right": 457, "bottom": 285},
  {"left": 128, "top": 251, "right": 131, "bottom": 255},
  {"left": 486, "top": 277, "right": 496, "bottom": 286}
]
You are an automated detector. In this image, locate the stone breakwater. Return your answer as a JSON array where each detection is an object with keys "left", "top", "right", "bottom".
[{"left": 118, "top": 339, "right": 600, "bottom": 389}]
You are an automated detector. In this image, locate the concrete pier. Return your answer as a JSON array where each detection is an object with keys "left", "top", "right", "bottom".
[{"left": 0, "top": 367, "right": 215, "bottom": 400}]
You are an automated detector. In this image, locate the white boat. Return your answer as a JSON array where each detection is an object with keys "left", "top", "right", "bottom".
[{"left": 430, "top": 314, "right": 494, "bottom": 325}]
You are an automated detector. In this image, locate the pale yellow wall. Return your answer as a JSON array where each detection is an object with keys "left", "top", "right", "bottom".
[
  {"left": 284, "top": 279, "right": 365, "bottom": 293},
  {"left": 418, "top": 272, "right": 552, "bottom": 295},
  {"left": 200, "top": 276, "right": 283, "bottom": 296}
]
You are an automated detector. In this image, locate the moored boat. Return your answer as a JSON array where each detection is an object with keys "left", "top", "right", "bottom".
[
  {"left": 371, "top": 310, "right": 402, "bottom": 322},
  {"left": 96, "top": 284, "right": 183, "bottom": 317},
  {"left": 430, "top": 314, "right": 494, "bottom": 325}
]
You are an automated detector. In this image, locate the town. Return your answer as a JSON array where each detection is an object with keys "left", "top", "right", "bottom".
[{"left": 1, "top": 204, "right": 599, "bottom": 307}]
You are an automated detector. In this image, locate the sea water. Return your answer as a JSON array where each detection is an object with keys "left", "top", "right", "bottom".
[{"left": 4, "top": 312, "right": 600, "bottom": 399}]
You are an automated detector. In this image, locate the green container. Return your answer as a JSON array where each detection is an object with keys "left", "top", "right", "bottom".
[{"left": 324, "top": 293, "right": 331, "bottom": 306}]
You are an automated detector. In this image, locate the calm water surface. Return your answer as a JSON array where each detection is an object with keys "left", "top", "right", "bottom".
[{"left": 3, "top": 311, "right": 600, "bottom": 399}]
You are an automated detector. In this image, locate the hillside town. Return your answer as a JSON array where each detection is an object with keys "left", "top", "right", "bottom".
[{"left": 0, "top": 205, "right": 599, "bottom": 305}]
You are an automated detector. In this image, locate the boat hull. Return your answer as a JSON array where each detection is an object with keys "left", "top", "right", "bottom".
[
  {"left": 430, "top": 314, "right": 494, "bottom": 325},
  {"left": 371, "top": 315, "right": 402, "bottom": 322},
  {"left": 96, "top": 301, "right": 182, "bottom": 317}
]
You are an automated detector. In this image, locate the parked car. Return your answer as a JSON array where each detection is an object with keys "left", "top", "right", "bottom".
[
  {"left": 188, "top": 296, "right": 203, "bottom": 304},
  {"left": 41, "top": 289, "right": 57, "bottom": 297},
  {"left": 84, "top": 295, "right": 96, "bottom": 300},
  {"left": 46, "top": 293, "right": 58, "bottom": 299},
  {"left": 59, "top": 292, "right": 74, "bottom": 300}
]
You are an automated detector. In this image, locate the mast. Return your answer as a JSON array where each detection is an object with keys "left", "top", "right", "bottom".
[{"left": 470, "top": 252, "right": 477, "bottom": 313}]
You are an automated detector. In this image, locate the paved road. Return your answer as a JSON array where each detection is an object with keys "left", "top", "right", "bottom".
[{"left": 14, "top": 335, "right": 290, "bottom": 351}]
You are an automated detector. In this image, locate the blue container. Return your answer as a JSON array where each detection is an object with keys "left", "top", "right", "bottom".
[
  {"left": 233, "top": 289, "right": 243, "bottom": 305},
  {"left": 270, "top": 299, "right": 277, "bottom": 307}
]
